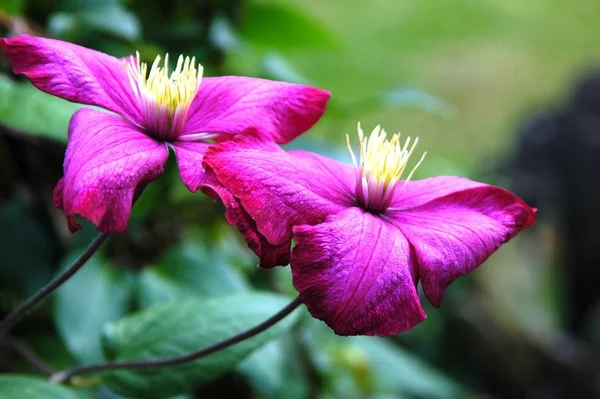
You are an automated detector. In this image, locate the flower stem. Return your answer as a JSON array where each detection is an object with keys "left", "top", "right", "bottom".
[
  {"left": 50, "top": 296, "right": 303, "bottom": 383},
  {"left": 0, "top": 233, "right": 109, "bottom": 337},
  {"left": 1, "top": 336, "right": 57, "bottom": 375}
]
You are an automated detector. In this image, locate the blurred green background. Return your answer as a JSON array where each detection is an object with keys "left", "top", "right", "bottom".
[{"left": 1, "top": 0, "right": 599, "bottom": 398}]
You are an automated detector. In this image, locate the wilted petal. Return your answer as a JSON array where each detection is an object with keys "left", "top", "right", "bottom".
[
  {"left": 204, "top": 132, "right": 354, "bottom": 245},
  {"left": 1, "top": 35, "right": 141, "bottom": 124},
  {"left": 55, "top": 109, "right": 168, "bottom": 233},
  {"left": 200, "top": 169, "right": 291, "bottom": 268},
  {"left": 52, "top": 178, "right": 80, "bottom": 232},
  {"left": 181, "top": 77, "right": 330, "bottom": 143},
  {"left": 231, "top": 204, "right": 291, "bottom": 268},
  {"left": 292, "top": 207, "right": 426, "bottom": 336},
  {"left": 390, "top": 180, "right": 536, "bottom": 307}
]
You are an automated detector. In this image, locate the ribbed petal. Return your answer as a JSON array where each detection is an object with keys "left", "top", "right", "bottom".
[
  {"left": 203, "top": 132, "right": 354, "bottom": 246},
  {"left": 292, "top": 207, "right": 426, "bottom": 336},
  {"left": 176, "top": 138, "right": 291, "bottom": 267},
  {"left": 1, "top": 35, "right": 141, "bottom": 124},
  {"left": 390, "top": 176, "right": 486, "bottom": 209},
  {"left": 181, "top": 77, "right": 330, "bottom": 143},
  {"left": 200, "top": 170, "right": 291, "bottom": 268},
  {"left": 389, "top": 178, "right": 536, "bottom": 307},
  {"left": 54, "top": 109, "right": 168, "bottom": 233}
]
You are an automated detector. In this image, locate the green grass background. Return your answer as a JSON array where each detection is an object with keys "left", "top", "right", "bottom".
[{"left": 263, "top": 0, "right": 600, "bottom": 175}]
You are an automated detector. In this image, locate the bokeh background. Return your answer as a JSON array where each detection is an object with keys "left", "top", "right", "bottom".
[{"left": 1, "top": 0, "right": 600, "bottom": 398}]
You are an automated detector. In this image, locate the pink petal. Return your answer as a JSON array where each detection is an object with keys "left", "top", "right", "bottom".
[
  {"left": 391, "top": 176, "right": 486, "bottom": 209},
  {"left": 181, "top": 77, "right": 330, "bottom": 143},
  {"left": 231, "top": 204, "right": 291, "bottom": 268},
  {"left": 203, "top": 131, "right": 354, "bottom": 246},
  {"left": 390, "top": 179, "right": 536, "bottom": 307},
  {"left": 170, "top": 141, "right": 212, "bottom": 193},
  {"left": 1, "top": 35, "right": 141, "bottom": 124},
  {"left": 174, "top": 139, "right": 291, "bottom": 267},
  {"left": 201, "top": 171, "right": 291, "bottom": 268},
  {"left": 52, "top": 178, "right": 80, "bottom": 232},
  {"left": 54, "top": 109, "right": 168, "bottom": 233},
  {"left": 292, "top": 207, "right": 426, "bottom": 336}
]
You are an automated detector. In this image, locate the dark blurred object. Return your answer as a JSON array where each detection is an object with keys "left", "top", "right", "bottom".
[{"left": 505, "top": 71, "right": 600, "bottom": 338}]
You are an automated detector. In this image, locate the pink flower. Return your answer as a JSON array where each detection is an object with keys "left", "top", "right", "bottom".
[
  {"left": 203, "top": 125, "right": 536, "bottom": 336},
  {"left": 1, "top": 35, "right": 330, "bottom": 232}
]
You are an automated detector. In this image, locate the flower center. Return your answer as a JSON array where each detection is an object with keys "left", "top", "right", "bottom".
[
  {"left": 346, "top": 123, "right": 426, "bottom": 212},
  {"left": 126, "top": 52, "right": 203, "bottom": 141}
]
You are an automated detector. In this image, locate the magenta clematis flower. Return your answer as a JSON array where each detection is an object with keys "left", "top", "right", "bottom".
[
  {"left": 203, "top": 125, "right": 536, "bottom": 336},
  {"left": 0, "top": 35, "right": 330, "bottom": 233}
]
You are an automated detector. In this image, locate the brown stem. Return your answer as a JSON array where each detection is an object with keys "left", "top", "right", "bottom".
[
  {"left": 0, "top": 233, "right": 109, "bottom": 337},
  {"left": 50, "top": 296, "right": 303, "bottom": 384},
  {"left": 1, "top": 336, "right": 56, "bottom": 375}
]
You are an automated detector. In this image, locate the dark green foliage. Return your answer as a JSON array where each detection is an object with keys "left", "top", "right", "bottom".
[
  {"left": 102, "top": 293, "right": 298, "bottom": 398},
  {"left": 0, "top": 375, "right": 89, "bottom": 398},
  {"left": 1, "top": 0, "right": 599, "bottom": 398}
]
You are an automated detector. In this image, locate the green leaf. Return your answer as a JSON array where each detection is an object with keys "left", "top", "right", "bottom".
[
  {"left": 2, "top": 0, "right": 25, "bottom": 15},
  {"left": 381, "top": 88, "right": 456, "bottom": 119},
  {"left": 209, "top": 16, "right": 242, "bottom": 53},
  {"left": 0, "top": 75, "right": 81, "bottom": 142},
  {"left": 84, "top": 5, "right": 140, "bottom": 40},
  {"left": 237, "top": 340, "right": 288, "bottom": 399},
  {"left": 302, "top": 319, "right": 466, "bottom": 399},
  {"left": 348, "top": 337, "right": 466, "bottom": 399},
  {"left": 0, "top": 375, "right": 88, "bottom": 399},
  {"left": 60, "top": 0, "right": 121, "bottom": 11},
  {"left": 137, "top": 240, "right": 248, "bottom": 307},
  {"left": 21, "top": 332, "right": 78, "bottom": 374},
  {"left": 240, "top": 2, "right": 336, "bottom": 50},
  {"left": 55, "top": 255, "right": 134, "bottom": 364},
  {"left": 283, "top": 135, "right": 353, "bottom": 163},
  {"left": 54, "top": 4, "right": 141, "bottom": 41},
  {"left": 102, "top": 293, "right": 298, "bottom": 398},
  {"left": 260, "top": 53, "right": 310, "bottom": 85},
  {"left": 336, "top": 87, "right": 455, "bottom": 120}
]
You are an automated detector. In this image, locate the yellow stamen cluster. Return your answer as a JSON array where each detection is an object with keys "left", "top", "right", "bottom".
[
  {"left": 346, "top": 123, "right": 426, "bottom": 188},
  {"left": 127, "top": 52, "right": 203, "bottom": 112}
]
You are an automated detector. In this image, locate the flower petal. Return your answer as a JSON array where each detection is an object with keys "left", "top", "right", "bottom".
[
  {"left": 390, "top": 182, "right": 536, "bottom": 307},
  {"left": 174, "top": 139, "right": 291, "bottom": 267},
  {"left": 231, "top": 204, "right": 291, "bottom": 268},
  {"left": 170, "top": 141, "right": 212, "bottom": 193},
  {"left": 1, "top": 35, "right": 141, "bottom": 124},
  {"left": 54, "top": 109, "right": 168, "bottom": 233},
  {"left": 52, "top": 178, "right": 80, "bottom": 232},
  {"left": 203, "top": 131, "right": 354, "bottom": 245},
  {"left": 391, "top": 176, "right": 486, "bottom": 209},
  {"left": 181, "top": 77, "right": 330, "bottom": 143},
  {"left": 201, "top": 171, "right": 291, "bottom": 268},
  {"left": 291, "top": 207, "right": 426, "bottom": 336}
]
